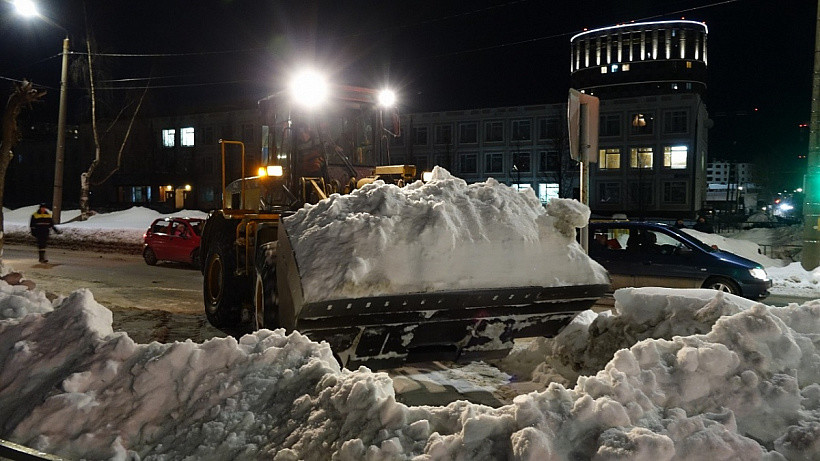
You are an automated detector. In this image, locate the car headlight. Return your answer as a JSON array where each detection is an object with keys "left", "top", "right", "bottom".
[{"left": 749, "top": 268, "right": 768, "bottom": 280}]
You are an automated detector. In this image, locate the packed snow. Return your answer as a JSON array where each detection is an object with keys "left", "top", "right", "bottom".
[
  {"left": 283, "top": 167, "right": 608, "bottom": 303},
  {"left": 3, "top": 173, "right": 820, "bottom": 458},
  {"left": 3, "top": 274, "right": 820, "bottom": 458}
]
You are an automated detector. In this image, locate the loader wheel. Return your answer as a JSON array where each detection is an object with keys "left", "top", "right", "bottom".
[
  {"left": 204, "top": 239, "right": 243, "bottom": 329},
  {"left": 254, "top": 270, "right": 279, "bottom": 330}
]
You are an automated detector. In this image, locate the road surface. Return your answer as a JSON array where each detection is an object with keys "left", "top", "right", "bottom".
[{"left": 1, "top": 244, "right": 225, "bottom": 344}]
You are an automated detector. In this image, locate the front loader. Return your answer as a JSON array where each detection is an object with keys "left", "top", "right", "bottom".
[{"left": 201, "top": 72, "right": 607, "bottom": 368}]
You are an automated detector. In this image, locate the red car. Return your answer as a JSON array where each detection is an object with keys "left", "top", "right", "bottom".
[{"left": 142, "top": 217, "right": 204, "bottom": 267}]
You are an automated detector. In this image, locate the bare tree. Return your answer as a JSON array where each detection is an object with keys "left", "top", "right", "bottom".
[
  {"left": 0, "top": 80, "right": 46, "bottom": 255},
  {"left": 76, "top": 29, "right": 149, "bottom": 220}
]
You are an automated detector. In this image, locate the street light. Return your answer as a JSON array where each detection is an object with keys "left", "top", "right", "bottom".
[{"left": 14, "top": 0, "right": 69, "bottom": 224}]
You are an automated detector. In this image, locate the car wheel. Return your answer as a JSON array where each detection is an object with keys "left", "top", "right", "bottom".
[
  {"left": 203, "top": 231, "right": 245, "bottom": 329},
  {"left": 703, "top": 277, "right": 741, "bottom": 295},
  {"left": 190, "top": 247, "right": 201, "bottom": 268},
  {"left": 143, "top": 247, "right": 158, "bottom": 266}
]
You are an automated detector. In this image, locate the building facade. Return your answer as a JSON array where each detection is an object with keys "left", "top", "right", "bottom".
[
  {"left": 571, "top": 20, "right": 710, "bottom": 219},
  {"left": 387, "top": 104, "right": 579, "bottom": 203},
  {"left": 707, "top": 161, "right": 754, "bottom": 186},
  {"left": 85, "top": 107, "right": 261, "bottom": 212}
]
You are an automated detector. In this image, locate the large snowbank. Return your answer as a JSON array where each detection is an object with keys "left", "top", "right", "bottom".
[
  {"left": 284, "top": 167, "right": 608, "bottom": 302},
  {"left": 3, "top": 282, "right": 820, "bottom": 458},
  {"left": 2, "top": 177, "right": 820, "bottom": 458}
]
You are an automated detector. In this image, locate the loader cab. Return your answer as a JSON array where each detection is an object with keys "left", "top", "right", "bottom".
[{"left": 258, "top": 73, "right": 400, "bottom": 205}]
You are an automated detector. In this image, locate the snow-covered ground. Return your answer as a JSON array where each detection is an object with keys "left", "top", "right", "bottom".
[
  {"left": 2, "top": 172, "right": 820, "bottom": 459},
  {"left": 3, "top": 205, "right": 208, "bottom": 249}
]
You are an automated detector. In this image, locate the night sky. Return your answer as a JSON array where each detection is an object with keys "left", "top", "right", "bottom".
[{"left": 1, "top": 0, "right": 817, "bottom": 187}]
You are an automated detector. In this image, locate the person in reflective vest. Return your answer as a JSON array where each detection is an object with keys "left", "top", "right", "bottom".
[{"left": 29, "top": 203, "right": 61, "bottom": 263}]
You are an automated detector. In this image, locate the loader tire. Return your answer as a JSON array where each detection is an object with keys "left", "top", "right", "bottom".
[
  {"left": 204, "top": 237, "right": 243, "bottom": 329},
  {"left": 254, "top": 271, "right": 279, "bottom": 330},
  {"left": 253, "top": 242, "right": 279, "bottom": 330}
]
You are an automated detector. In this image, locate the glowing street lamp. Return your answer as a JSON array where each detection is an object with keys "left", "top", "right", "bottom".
[
  {"left": 14, "top": 0, "right": 70, "bottom": 224},
  {"left": 13, "top": 0, "right": 38, "bottom": 17}
]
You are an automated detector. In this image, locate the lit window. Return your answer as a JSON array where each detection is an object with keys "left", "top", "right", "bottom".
[
  {"left": 664, "top": 146, "right": 688, "bottom": 169},
  {"left": 630, "top": 113, "right": 654, "bottom": 135},
  {"left": 162, "top": 129, "right": 175, "bottom": 147},
  {"left": 538, "top": 183, "right": 560, "bottom": 204},
  {"left": 686, "top": 61, "right": 692, "bottom": 69},
  {"left": 630, "top": 147, "right": 653, "bottom": 168},
  {"left": 181, "top": 127, "right": 195, "bottom": 147},
  {"left": 610, "top": 64, "right": 619, "bottom": 72},
  {"left": 601, "top": 66, "right": 608, "bottom": 74},
  {"left": 598, "top": 148, "right": 621, "bottom": 170},
  {"left": 622, "top": 63, "right": 630, "bottom": 71}
]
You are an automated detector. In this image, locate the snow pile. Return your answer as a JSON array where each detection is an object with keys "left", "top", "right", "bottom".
[
  {"left": 4, "top": 286, "right": 820, "bottom": 458},
  {"left": 0, "top": 278, "right": 58, "bottom": 320},
  {"left": 500, "top": 288, "right": 757, "bottom": 386},
  {"left": 284, "top": 167, "right": 607, "bottom": 302},
  {"left": 766, "top": 262, "right": 820, "bottom": 298},
  {"left": 682, "top": 227, "right": 784, "bottom": 268}
]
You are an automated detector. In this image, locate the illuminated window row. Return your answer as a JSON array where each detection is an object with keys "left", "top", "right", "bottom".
[
  {"left": 571, "top": 21, "right": 707, "bottom": 73},
  {"left": 597, "top": 145, "right": 689, "bottom": 170}
]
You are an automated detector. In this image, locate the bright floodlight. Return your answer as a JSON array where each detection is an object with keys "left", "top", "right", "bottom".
[
  {"left": 290, "top": 70, "right": 328, "bottom": 108},
  {"left": 378, "top": 89, "right": 396, "bottom": 107},
  {"left": 14, "top": 0, "right": 38, "bottom": 17}
]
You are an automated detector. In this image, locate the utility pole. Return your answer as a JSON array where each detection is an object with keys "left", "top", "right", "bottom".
[
  {"left": 51, "top": 36, "right": 69, "bottom": 224},
  {"left": 803, "top": 0, "right": 820, "bottom": 270}
]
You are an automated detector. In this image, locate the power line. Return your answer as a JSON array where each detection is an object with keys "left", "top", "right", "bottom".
[
  {"left": 93, "top": 79, "right": 256, "bottom": 90},
  {"left": 73, "top": 48, "right": 267, "bottom": 58}
]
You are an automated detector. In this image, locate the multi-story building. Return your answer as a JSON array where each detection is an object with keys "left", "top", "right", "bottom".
[
  {"left": 706, "top": 161, "right": 754, "bottom": 186},
  {"left": 388, "top": 104, "right": 579, "bottom": 203},
  {"left": 571, "top": 20, "right": 710, "bottom": 219},
  {"left": 85, "top": 106, "right": 260, "bottom": 212}
]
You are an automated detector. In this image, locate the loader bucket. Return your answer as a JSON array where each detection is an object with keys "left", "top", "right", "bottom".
[{"left": 276, "top": 226, "right": 608, "bottom": 369}]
